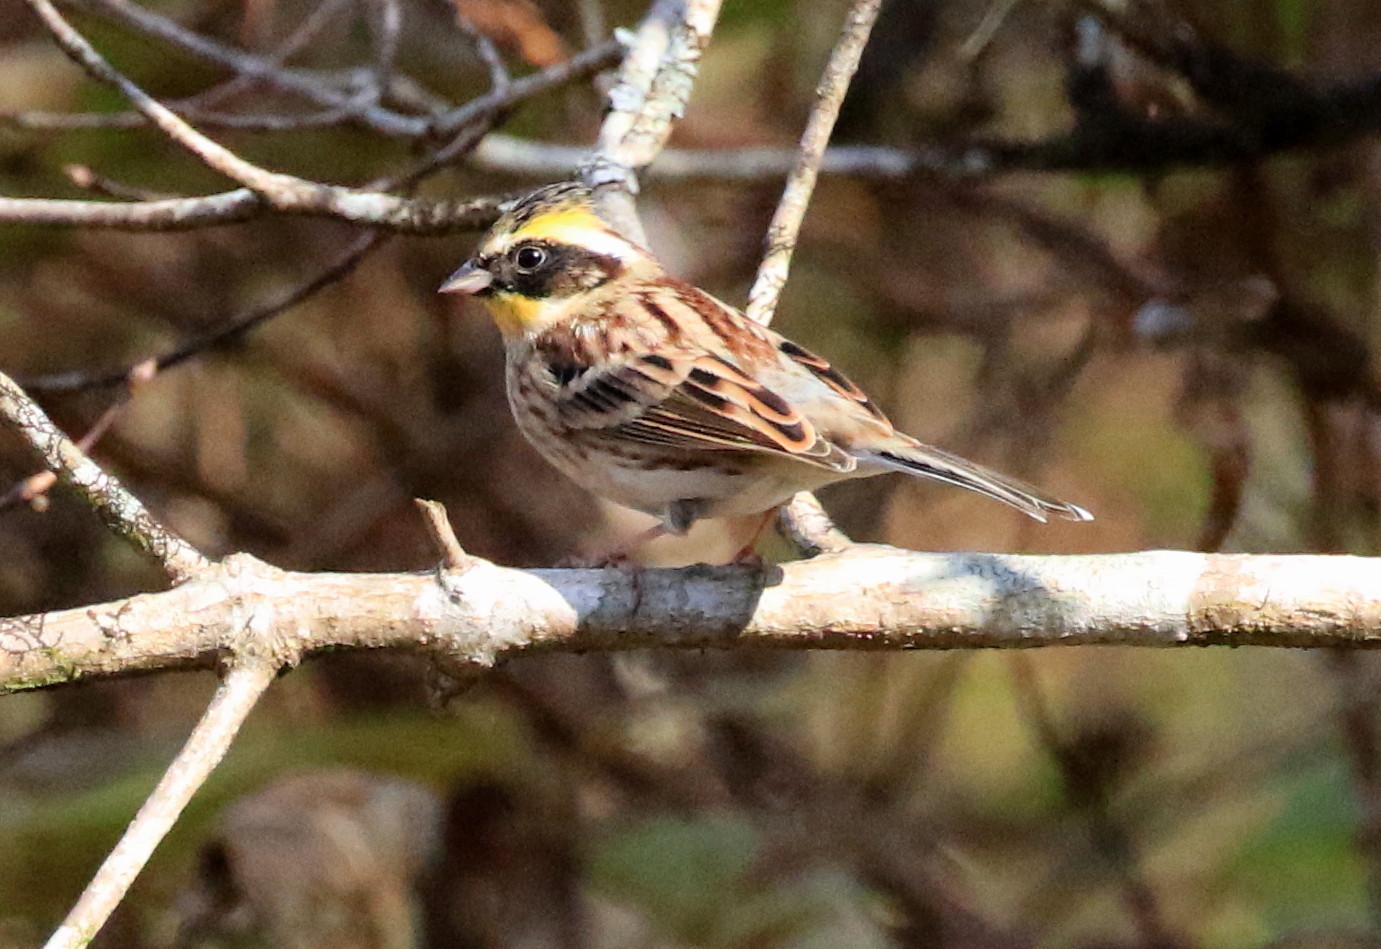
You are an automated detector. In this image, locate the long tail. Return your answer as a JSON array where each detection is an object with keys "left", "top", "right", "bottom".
[{"left": 861, "top": 442, "right": 1093, "bottom": 523}]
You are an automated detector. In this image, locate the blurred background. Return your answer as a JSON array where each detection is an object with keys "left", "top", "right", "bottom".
[{"left": 3, "top": 0, "right": 1381, "bottom": 945}]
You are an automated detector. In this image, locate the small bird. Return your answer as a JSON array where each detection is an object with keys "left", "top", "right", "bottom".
[{"left": 441, "top": 182, "right": 1091, "bottom": 554}]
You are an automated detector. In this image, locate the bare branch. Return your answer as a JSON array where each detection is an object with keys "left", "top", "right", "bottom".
[
  {"left": 0, "top": 190, "right": 265, "bottom": 230},
  {"left": 363, "top": 0, "right": 403, "bottom": 106},
  {"left": 0, "top": 185, "right": 510, "bottom": 233},
  {"left": 475, "top": 134, "right": 927, "bottom": 179},
  {"left": 4, "top": 6, "right": 617, "bottom": 234},
  {"left": 190, "top": 0, "right": 357, "bottom": 107},
  {"left": 42, "top": 660, "right": 278, "bottom": 949},
  {"left": 745, "top": 0, "right": 881, "bottom": 326},
  {"left": 0, "top": 373, "right": 139, "bottom": 510},
  {"left": 1, "top": 103, "right": 362, "bottom": 132},
  {"left": 454, "top": 11, "right": 512, "bottom": 94},
  {"left": 0, "top": 370, "right": 208, "bottom": 583},
  {"left": 27, "top": 0, "right": 449, "bottom": 222},
  {"left": 738, "top": 0, "right": 879, "bottom": 549},
  {"left": 9, "top": 547, "right": 1381, "bottom": 697},
  {"left": 3, "top": 34, "right": 617, "bottom": 141},
  {"left": 582, "top": 0, "right": 723, "bottom": 241}
]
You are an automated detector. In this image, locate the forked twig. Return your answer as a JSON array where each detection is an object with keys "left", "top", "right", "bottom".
[
  {"left": 24, "top": 0, "right": 472, "bottom": 231},
  {"left": 8, "top": 0, "right": 618, "bottom": 233},
  {"left": 0, "top": 360, "right": 153, "bottom": 511},
  {"left": 42, "top": 660, "right": 279, "bottom": 949},
  {"left": 70, "top": 0, "right": 421, "bottom": 136}
]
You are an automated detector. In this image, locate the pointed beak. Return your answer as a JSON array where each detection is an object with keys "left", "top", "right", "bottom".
[{"left": 439, "top": 261, "right": 493, "bottom": 295}]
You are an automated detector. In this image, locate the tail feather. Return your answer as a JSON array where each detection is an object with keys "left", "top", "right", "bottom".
[{"left": 867, "top": 444, "right": 1093, "bottom": 523}]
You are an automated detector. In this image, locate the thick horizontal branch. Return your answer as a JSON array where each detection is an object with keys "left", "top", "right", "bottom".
[{"left": 6, "top": 546, "right": 1381, "bottom": 693}]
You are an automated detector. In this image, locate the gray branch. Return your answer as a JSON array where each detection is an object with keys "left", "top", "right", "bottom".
[{"left": 6, "top": 547, "right": 1381, "bottom": 696}]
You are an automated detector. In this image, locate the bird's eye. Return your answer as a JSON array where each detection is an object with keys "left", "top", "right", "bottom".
[{"left": 514, "top": 245, "right": 547, "bottom": 272}]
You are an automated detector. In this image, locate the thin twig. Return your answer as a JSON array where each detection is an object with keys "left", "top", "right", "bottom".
[
  {"left": 0, "top": 189, "right": 266, "bottom": 230},
  {"left": 477, "top": 134, "right": 926, "bottom": 179},
  {"left": 26, "top": 0, "right": 426, "bottom": 220},
  {"left": 3, "top": 31, "right": 613, "bottom": 141},
  {"left": 578, "top": 0, "right": 608, "bottom": 51},
  {"left": 745, "top": 0, "right": 882, "bottom": 326},
  {"left": 364, "top": 0, "right": 403, "bottom": 107},
  {"left": 191, "top": 0, "right": 357, "bottom": 107},
  {"left": 959, "top": 0, "right": 1023, "bottom": 61},
  {"left": 0, "top": 370, "right": 208, "bottom": 583},
  {"left": 0, "top": 181, "right": 508, "bottom": 234},
  {"left": 42, "top": 660, "right": 278, "bottom": 949},
  {"left": 454, "top": 14, "right": 511, "bottom": 93},
  {"left": 21, "top": 232, "right": 389, "bottom": 394},
  {"left": 742, "top": 0, "right": 880, "bottom": 552},
  {"left": 1, "top": 103, "right": 361, "bottom": 132},
  {"left": 428, "top": 37, "right": 621, "bottom": 139}
]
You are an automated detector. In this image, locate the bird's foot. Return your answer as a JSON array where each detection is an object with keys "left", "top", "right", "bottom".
[{"left": 728, "top": 547, "right": 767, "bottom": 568}]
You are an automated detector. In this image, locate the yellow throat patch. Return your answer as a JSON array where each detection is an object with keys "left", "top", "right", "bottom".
[{"left": 482, "top": 291, "right": 551, "bottom": 339}]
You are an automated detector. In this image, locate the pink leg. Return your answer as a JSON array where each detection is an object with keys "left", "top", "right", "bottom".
[
  {"left": 730, "top": 509, "right": 778, "bottom": 565},
  {"left": 566, "top": 522, "right": 670, "bottom": 568}
]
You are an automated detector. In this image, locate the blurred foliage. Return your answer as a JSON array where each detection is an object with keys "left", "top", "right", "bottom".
[{"left": 6, "top": 0, "right": 1381, "bottom": 946}]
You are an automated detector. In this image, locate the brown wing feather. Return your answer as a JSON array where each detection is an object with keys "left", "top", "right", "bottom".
[
  {"left": 534, "top": 276, "right": 858, "bottom": 471},
  {"left": 775, "top": 338, "right": 889, "bottom": 424},
  {"left": 547, "top": 350, "right": 853, "bottom": 471}
]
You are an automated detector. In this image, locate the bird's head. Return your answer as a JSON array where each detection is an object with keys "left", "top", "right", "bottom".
[{"left": 440, "top": 182, "right": 654, "bottom": 341}]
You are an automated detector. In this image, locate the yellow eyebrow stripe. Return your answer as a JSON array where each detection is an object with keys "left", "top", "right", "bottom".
[{"left": 509, "top": 208, "right": 610, "bottom": 245}]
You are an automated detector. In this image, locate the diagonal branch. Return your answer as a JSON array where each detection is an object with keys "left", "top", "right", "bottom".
[
  {"left": 743, "top": 0, "right": 881, "bottom": 548},
  {"left": 582, "top": 0, "right": 723, "bottom": 240},
  {"left": 42, "top": 659, "right": 278, "bottom": 949},
  {"left": 19, "top": 231, "right": 391, "bottom": 394},
  {"left": 25, "top": 0, "right": 479, "bottom": 229},
  {"left": 0, "top": 371, "right": 208, "bottom": 583},
  {"left": 744, "top": 0, "right": 882, "bottom": 326},
  {"left": 68, "top": 0, "right": 424, "bottom": 136}
]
